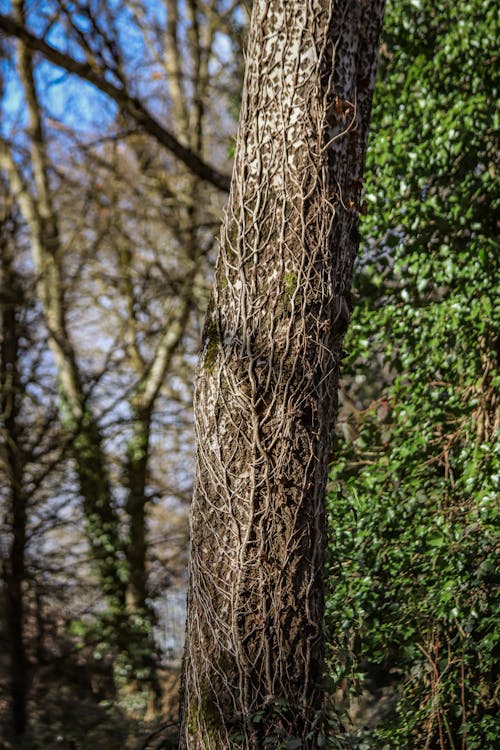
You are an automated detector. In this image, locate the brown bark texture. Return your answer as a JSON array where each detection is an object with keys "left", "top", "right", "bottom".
[{"left": 181, "top": 1, "right": 385, "bottom": 747}]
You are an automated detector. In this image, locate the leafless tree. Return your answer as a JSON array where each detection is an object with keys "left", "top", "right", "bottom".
[{"left": 0, "top": 0, "right": 243, "bottom": 713}]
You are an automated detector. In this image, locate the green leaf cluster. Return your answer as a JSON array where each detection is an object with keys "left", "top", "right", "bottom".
[{"left": 326, "top": 0, "right": 499, "bottom": 746}]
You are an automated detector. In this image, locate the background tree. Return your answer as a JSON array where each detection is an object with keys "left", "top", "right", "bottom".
[
  {"left": 326, "top": 0, "right": 499, "bottom": 747},
  {"left": 0, "top": 175, "right": 78, "bottom": 743},
  {"left": 180, "top": 0, "right": 385, "bottom": 747},
  {"left": 0, "top": 2, "right": 232, "bottom": 191},
  {"left": 0, "top": 0, "right": 243, "bottom": 739},
  {"left": 1, "top": 181, "right": 28, "bottom": 737}
]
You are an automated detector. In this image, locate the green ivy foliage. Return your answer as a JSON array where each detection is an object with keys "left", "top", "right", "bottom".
[{"left": 326, "top": 0, "right": 499, "bottom": 747}]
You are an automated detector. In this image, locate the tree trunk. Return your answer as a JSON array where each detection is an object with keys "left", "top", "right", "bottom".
[
  {"left": 180, "top": 1, "right": 385, "bottom": 747},
  {"left": 0, "top": 208, "right": 28, "bottom": 736},
  {"left": 125, "top": 407, "right": 152, "bottom": 615},
  {"left": 7, "top": 23, "right": 127, "bottom": 618}
]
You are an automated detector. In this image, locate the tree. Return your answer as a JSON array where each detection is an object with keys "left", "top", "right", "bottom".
[
  {"left": 0, "top": 0, "right": 243, "bottom": 719},
  {"left": 0, "top": 6, "right": 231, "bottom": 192},
  {"left": 0, "top": 182, "right": 28, "bottom": 736},
  {"left": 326, "top": 0, "right": 499, "bottom": 746},
  {"left": 0, "top": 176, "right": 70, "bottom": 741},
  {"left": 1, "top": 0, "right": 134, "bottom": 681},
  {"left": 180, "top": 1, "right": 385, "bottom": 747}
]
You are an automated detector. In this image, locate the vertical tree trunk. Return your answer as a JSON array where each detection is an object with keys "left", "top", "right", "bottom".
[
  {"left": 124, "top": 404, "right": 161, "bottom": 703},
  {"left": 180, "top": 1, "right": 385, "bottom": 747},
  {"left": 125, "top": 406, "right": 152, "bottom": 615},
  {"left": 1, "top": 208, "right": 28, "bottom": 736}
]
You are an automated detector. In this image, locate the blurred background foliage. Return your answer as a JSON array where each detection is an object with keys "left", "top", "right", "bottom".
[{"left": 326, "top": 0, "right": 499, "bottom": 747}]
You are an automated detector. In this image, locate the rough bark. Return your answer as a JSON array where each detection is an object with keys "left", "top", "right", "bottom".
[{"left": 180, "top": 1, "right": 385, "bottom": 747}]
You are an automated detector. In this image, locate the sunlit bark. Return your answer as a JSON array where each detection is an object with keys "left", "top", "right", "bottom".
[{"left": 181, "top": 1, "right": 385, "bottom": 747}]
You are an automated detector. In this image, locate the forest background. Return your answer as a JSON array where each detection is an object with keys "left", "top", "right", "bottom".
[{"left": 0, "top": 0, "right": 498, "bottom": 749}]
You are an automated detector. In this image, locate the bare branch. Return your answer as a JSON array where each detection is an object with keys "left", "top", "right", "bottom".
[{"left": 0, "top": 11, "right": 231, "bottom": 191}]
